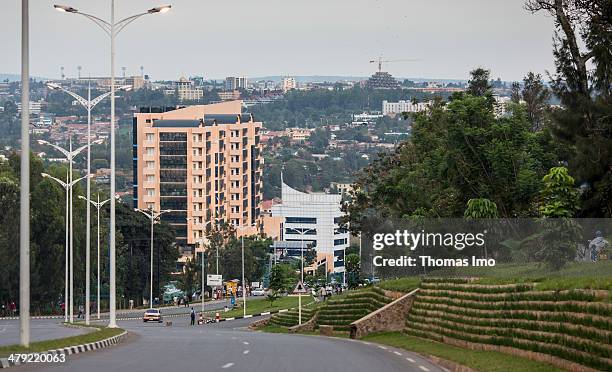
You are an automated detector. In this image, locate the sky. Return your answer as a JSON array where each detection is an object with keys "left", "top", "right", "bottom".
[{"left": 0, "top": 0, "right": 557, "bottom": 82}]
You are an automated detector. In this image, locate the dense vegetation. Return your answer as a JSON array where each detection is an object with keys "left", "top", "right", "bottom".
[{"left": 0, "top": 153, "right": 178, "bottom": 312}]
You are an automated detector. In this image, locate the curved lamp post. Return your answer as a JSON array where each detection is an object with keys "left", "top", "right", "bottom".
[
  {"left": 48, "top": 82, "right": 129, "bottom": 325},
  {"left": 54, "top": 2, "right": 172, "bottom": 327}
]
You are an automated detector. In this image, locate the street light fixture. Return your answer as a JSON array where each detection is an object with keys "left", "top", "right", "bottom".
[
  {"left": 79, "top": 193, "right": 111, "bottom": 320},
  {"left": 136, "top": 208, "right": 173, "bottom": 307},
  {"left": 47, "top": 82, "right": 129, "bottom": 325},
  {"left": 54, "top": 1, "right": 172, "bottom": 328},
  {"left": 235, "top": 225, "right": 255, "bottom": 318},
  {"left": 41, "top": 172, "right": 92, "bottom": 323},
  {"left": 39, "top": 138, "right": 100, "bottom": 322}
]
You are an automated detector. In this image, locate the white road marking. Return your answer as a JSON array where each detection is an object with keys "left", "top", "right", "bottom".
[
  {"left": 243, "top": 350, "right": 249, "bottom": 355},
  {"left": 406, "top": 357, "right": 415, "bottom": 363},
  {"left": 361, "top": 341, "right": 371, "bottom": 345},
  {"left": 378, "top": 345, "right": 387, "bottom": 350},
  {"left": 393, "top": 351, "right": 402, "bottom": 356},
  {"left": 419, "top": 366, "right": 430, "bottom": 371},
  {"left": 242, "top": 341, "right": 249, "bottom": 345},
  {"left": 222, "top": 363, "right": 234, "bottom": 369}
]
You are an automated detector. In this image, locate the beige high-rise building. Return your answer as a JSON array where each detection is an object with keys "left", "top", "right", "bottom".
[{"left": 133, "top": 100, "right": 263, "bottom": 252}]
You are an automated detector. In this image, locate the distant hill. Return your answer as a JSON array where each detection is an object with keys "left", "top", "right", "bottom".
[
  {"left": 0, "top": 73, "right": 49, "bottom": 82},
  {"left": 247, "top": 75, "right": 467, "bottom": 84}
]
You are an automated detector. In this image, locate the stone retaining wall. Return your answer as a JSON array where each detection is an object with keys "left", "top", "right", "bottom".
[{"left": 349, "top": 289, "right": 419, "bottom": 339}]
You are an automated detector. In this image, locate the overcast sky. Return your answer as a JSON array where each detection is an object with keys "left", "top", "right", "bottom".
[{"left": 1, "top": 0, "right": 556, "bottom": 81}]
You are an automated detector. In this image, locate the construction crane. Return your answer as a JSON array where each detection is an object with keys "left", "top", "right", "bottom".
[{"left": 369, "top": 56, "right": 419, "bottom": 73}]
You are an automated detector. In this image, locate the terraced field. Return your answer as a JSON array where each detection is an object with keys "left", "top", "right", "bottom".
[
  {"left": 266, "top": 287, "right": 392, "bottom": 332},
  {"left": 268, "top": 306, "right": 317, "bottom": 327},
  {"left": 316, "top": 287, "right": 392, "bottom": 332},
  {"left": 405, "top": 277, "right": 612, "bottom": 371}
]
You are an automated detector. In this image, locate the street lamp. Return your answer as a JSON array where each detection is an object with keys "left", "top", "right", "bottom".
[
  {"left": 136, "top": 208, "right": 173, "bottom": 307},
  {"left": 20, "top": 0, "right": 30, "bottom": 347},
  {"left": 79, "top": 193, "right": 111, "bottom": 320},
  {"left": 286, "top": 227, "right": 316, "bottom": 325},
  {"left": 54, "top": 1, "right": 172, "bottom": 328},
  {"left": 235, "top": 225, "right": 255, "bottom": 318},
  {"left": 191, "top": 219, "right": 213, "bottom": 314},
  {"left": 48, "top": 82, "right": 129, "bottom": 325},
  {"left": 39, "top": 138, "right": 101, "bottom": 323},
  {"left": 41, "top": 172, "right": 92, "bottom": 323}
]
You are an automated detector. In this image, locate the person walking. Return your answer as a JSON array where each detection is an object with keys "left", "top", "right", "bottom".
[{"left": 190, "top": 307, "right": 196, "bottom": 326}]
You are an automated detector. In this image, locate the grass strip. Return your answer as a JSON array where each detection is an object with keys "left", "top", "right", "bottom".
[
  {"left": 363, "top": 332, "right": 559, "bottom": 372},
  {"left": 0, "top": 324, "right": 125, "bottom": 358}
]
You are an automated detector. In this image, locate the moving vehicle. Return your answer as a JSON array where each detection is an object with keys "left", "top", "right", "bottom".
[
  {"left": 251, "top": 288, "right": 267, "bottom": 296},
  {"left": 143, "top": 308, "right": 163, "bottom": 323}
]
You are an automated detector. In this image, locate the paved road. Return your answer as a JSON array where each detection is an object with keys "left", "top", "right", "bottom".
[
  {"left": 0, "top": 319, "right": 89, "bottom": 347},
  {"left": 15, "top": 315, "right": 443, "bottom": 372}
]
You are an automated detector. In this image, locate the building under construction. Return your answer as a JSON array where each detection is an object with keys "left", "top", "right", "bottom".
[{"left": 366, "top": 71, "right": 400, "bottom": 89}]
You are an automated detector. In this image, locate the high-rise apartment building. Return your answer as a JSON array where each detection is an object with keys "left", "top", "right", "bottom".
[
  {"left": 133, "top": 101, "right": 263, "bottom": 252},
  {"left": 281, "top": 77, "right": 296, "bottom": 92},
  {"left": 225, "top": 76, "right": 247, "bottom": 91}
]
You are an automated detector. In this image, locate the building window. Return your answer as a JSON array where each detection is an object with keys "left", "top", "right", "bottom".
[
  {"left": 146, "top": 148, "right": 154, "bottom": 156},
  {"left": 147, "top": 189, "right": 155, "bottom": 196},
  {"left": 146, "top": 133, "right": 154, "bottom": 142},
  {"left": 146, "top": 161, "right": 155, "bottom": 169},
  {"left": 285, "top": 217, "right": 317, "bottom": 224},
  {"left": 334, "top": 238, "right": 347, "bottom": 246}
]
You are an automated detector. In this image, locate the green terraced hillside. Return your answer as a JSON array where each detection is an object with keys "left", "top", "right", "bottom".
[
  {"left": 316, "top": 287, "right": 392, "bottom": 332},
  {"left": 405, "top": 277, "right": 612, "bottom": 371},
  {"left": 268, "top": 306, "right": 316, "bottom": 328}
]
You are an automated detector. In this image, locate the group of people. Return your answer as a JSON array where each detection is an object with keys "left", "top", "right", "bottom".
[
  {"left": 316, "top": 284, "right": 344, "bottom": 302},
  {"left": 1, "top": 301, "right": 17, "bottom": 317}
]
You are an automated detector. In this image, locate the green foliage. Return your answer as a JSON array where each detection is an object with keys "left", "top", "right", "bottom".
[
  {"left": 539, "top": 167, "right": 579, "bottom": 217},
  {"left": 346, "top": 89, "right": 559, "bottom": 227},
  {"left": 345, "top": 253, "right": 362, "bottom": 289},
  {"left": 266, "top": 291, "right": 279, "bottom": 308},
  {"left": 464, "top": 198, "right": 499, "bottom": 218},
  {"left": 269, "top": 264, "right": 296, "bottom": 292}
]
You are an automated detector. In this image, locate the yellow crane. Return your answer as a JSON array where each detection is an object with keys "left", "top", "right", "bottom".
[{"left": 369, "top": 56, "right": 419, "bottom": 73}]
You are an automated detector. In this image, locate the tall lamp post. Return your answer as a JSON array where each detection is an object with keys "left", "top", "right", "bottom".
[
  {"left": 42, "top": 172, "right": 91, "bottom": 323},
  {"left": 287, "top": 228, "right": 316, "bottom": 325},
  {"left": 136, "top": 207, "right": 173, "bottom": 307},
  {"left": 235, "top": 225, "right": 255, "bottom": 318},
  {"left": 20, "top": 0, "right": 30, "bottom": 347},
  {"left": 191, "top": 218, "right": 212, "bottom": 314},
  {"left": 79, "top": 193, "right": 111, "bottom": 319},
  {"left": 39, "top": 138, "right": 100, "bottom": 322},
  {"left": 47, "top": 82, "right": 129, "bottom": 325},
  {"left": 54, "top": 1, "right": 172, "bottom": 328}
]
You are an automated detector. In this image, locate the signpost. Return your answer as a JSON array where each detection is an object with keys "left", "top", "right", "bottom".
[
  {"left": 207, "top": 274, "right": 223, "bottom": 287},
  {"left": 293, "top": 281, "right": 308, "bottom": 325}
]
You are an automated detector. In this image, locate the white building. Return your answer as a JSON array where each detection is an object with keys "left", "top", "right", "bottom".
[
  {"left": 281, "top": 77, "right": 296, "bottom": 92},
  {"left": 493, "top": 95, "right": 513, "bottom": 118},
  {"left": 382, "top": 100, "right": 431, "bottom": 116},
  {"left": 271, "top": 180, "right": 349, "bottom": 281}
]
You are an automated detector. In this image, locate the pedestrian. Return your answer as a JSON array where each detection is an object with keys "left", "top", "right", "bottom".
[
  {"left": 78, "top": 305, "right": 84, "bottom": 319},
  {"left": 190, "top": 307, "right": 196, "bottom": 326}
]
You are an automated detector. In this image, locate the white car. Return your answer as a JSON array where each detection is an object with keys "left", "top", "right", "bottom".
[{"left": 251, "top": 288, "right": 267, "bottom": 296}]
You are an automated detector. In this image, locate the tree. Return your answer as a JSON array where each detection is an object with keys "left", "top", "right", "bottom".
[
  {"left": 511, "top": 82, "right": 522, "bottom": 103},
  {"left": 525, "top": 0, "right": 612, "bottom": 217},
  {"left": 345, "top": 253, "right": 362, "bottom": 289},
  {"left": 467, "top": 68, "right": 492, "bottom": 97},
  {"left": 521, "top": 72, "right": 550, "bottom": 130},
  {"left": 464, "top": 198, "right": 499, "bottom": 218},
  {"left": 539, "top": 167, "right": 580, "bottom": 218}
]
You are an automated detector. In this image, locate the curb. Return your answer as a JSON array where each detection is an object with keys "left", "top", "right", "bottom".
[
  {"left": 0, "top": 316, "right": 63, "bottom": 321},
  {"left": 0, "top": 330, "right": 128, "bottom": 369}
]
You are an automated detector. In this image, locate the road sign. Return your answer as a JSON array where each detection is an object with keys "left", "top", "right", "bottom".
[
  {"left": 251, "top": 282, "right": 260, "bottom": 288},
  {"left": 293, "top": 281, "right": 308, "bottom": 294},
  {"left": 207, "top": 274, "right": 223, "bottom": 287}
]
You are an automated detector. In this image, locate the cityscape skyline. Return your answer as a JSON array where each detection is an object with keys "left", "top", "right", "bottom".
[{"left": 1, "top": 0, "right": 555, "bottom": 82}]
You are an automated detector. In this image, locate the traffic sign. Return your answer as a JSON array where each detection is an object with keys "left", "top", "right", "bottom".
[
  {"left": 207, "top": 274, "right": 223, "bottom": 286},
  {"left": 293, "top": 281, "right": 308, "bottom": 294}
]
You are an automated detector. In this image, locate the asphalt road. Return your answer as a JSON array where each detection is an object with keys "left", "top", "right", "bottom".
[
  {"left": 14, "top": 315, "right": 444, "bottom": 372},
  {"left": 0, "top": 319, "right": 89, "bottom": 347}
]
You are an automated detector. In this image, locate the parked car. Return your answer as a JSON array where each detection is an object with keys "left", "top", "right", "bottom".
[
  {"left": 251, "top": 288, "right": 267, "bottom": 296},
  {"left": 143, "top": 308, "right": 163, "bottom": 323}
]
